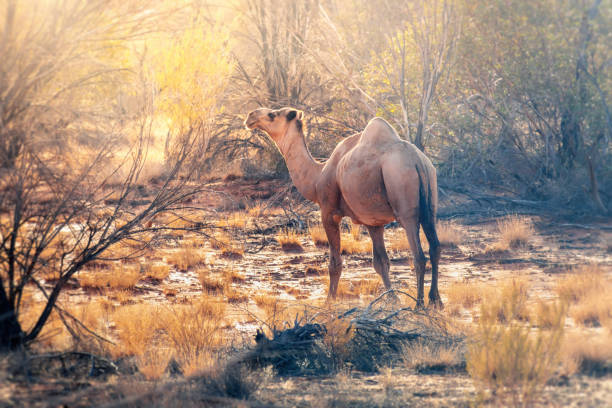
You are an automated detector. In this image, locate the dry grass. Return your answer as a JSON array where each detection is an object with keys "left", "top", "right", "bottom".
[
  {"left": 210, "top": 231, "right": 244, "bottom": 259},
  {"left": 555, "top": 264, "right": 606, "bottom": 303},
  {"left": 110, "top": 289, "right": 133, "bottom": 305},
  {"left": 402, "top": 340, "right": 463, "bottom": 372},
  {"left": 253, "top": 294, "right": 304, "bottom": 332},
  {"left": 340, "top": 227, "right": 372, "bottom": 255},
  {"left": 225, "top": 287, "right": 249, "bottom": 304},
  {"left": 446, "top": 280, "right": 484, "bottom": 309},
  {"left": 167, "top": 248, "right": 207, "bottom": 271},
  {"left": 112, "top": 303, "right": 159, "bottom": 358},
  {"left": 388, "top": 230, "right": 409, "bottom": 252},
  {"left": 276, "top": 228, "right": 304, "bottom": 252},
  {"left": 437, "top": 220, "right": 464, "bottom": 247},
  {"left": 221, "top": 245, "right": 244, "bottom": 259},
  {"left": 570, "top": 291, "right": 612, "bottom": 328},
  {"left": 532, "top": 299, "right": 568, "bottom": 329},
  {"left": 387, "top": 228, "right": 429, "bottom": 252},
  {"left": 480, "top": 278, "right": 530, "bottom": 323},
  {"left": 561, "top": 331, "right": 612, "bottom": 375},
  {"left": 199, "top": 269, "right": 226, "bottom": 295},
  {"left": 468, "top": 279, "right": 564, "bottom": 406},
  {"left": 221, "top": 266, "right": 246, "bottom": 284},
  {"left": 157, "top": 297, "right": 226, "bottom": 376},
  {"left": 317, "top": 276, "right": 370, "bottom": 299},
  {"left": 354, "top": 279, "right": 383, "bottom": 297},
  {"left": 142, "top": 262, "right": 170, "bottom": 281},
  {"left": 555, "top": 264, "right": 611, "bottom": 328},
  {"left": 182, "top": 234, "right": 205, "bottom": 249},
  {"left": 217, "top": 211, "right": 248, "bottom": 229},
  {"left": 137, "top": 349, "right": 172, "bottom": 380},
  {"left": 487, "top": 216, "right": 534, "bottom": 252},
  {"left": 78, "top": 264, "right": 141, "bottom": 291},
  {"left": 247, "top": 203, "right": 263, "bottom": 217},
  {"left": 309, "top": 223, "right": 328, "bottom": 247}
]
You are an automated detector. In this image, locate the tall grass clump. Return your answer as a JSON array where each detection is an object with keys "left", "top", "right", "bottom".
[
  {"left": 487, "top": 216, "right": 534, "bottom": 252},
  {"left": 467, "top": 282, "right": 565, "bottom": 406}
]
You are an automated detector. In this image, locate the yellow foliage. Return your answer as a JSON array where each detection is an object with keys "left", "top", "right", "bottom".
[{"left": 153, "top": 24, "right": 232, "bottom": 129}]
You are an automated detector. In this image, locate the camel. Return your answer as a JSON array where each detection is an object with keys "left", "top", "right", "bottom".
[{"left": 244, "top": 107, "right": 442, "bottom": 308}]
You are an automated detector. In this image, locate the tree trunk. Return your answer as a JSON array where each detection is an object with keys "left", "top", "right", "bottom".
[
  {"left": 415, "top": 121, "right": 424, "bottom": 152},
  {"left": 0, "top": 289, "right": 23, "bottom": 350}
]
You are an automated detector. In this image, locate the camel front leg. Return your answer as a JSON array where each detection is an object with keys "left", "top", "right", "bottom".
[
  {"left": 366, "top": 225, "right": 391, "bottom": 290},
  {"left": 322, "top": 214, "right": 342, "bottom": 299}
]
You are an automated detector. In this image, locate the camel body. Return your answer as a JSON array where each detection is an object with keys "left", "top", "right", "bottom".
[{"left": 245, "top": 108, "right": 441, "bottom": 308}]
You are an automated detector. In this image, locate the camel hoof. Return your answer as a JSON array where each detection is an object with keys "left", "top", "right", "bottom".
[
  {"left": 415, "top": 299, "right": 426, "bottom": 310},
  {"left": 428, "top": 298, "right": 444, "bottom": 310}
]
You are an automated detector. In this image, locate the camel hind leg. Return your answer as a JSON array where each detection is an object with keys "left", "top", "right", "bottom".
[
  {"left": 421, "top": 219, "right": 442, "bottom": 308},
  {"left": 381, "top": 163, "right": 427, "bottom": 307}
]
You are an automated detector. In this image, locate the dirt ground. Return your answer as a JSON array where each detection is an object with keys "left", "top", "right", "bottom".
[{"left": 1, "top": 177, "right": 611, "bottom": 407}]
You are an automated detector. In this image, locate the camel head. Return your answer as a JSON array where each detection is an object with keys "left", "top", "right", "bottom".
[{"left": 244, "top": 107, "right": 304, "bottom": 143}]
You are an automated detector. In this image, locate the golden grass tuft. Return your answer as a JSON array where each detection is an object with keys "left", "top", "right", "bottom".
[
  {"left": 157, "top": 296, "right": 226, "bottom": 376},
  {"left": 276, "top": 228, "right": 304, "bottom": 252},
  {"left": 225, "top": 287, "right": 249, "bottom": 304},
  {"left": 210, "top": 231, "right": 244, "bottom": 259},
  {"left": 137, "top": 349, "right": 172, "bottom": 380},
  {"left": 402, "top": 340, "right": 463, "bottom": 371},
  {"left": 199, "top": 269, "right": 226, "bottom": 295},
  {"left": 437, "top": 220, "right": 464, "bottom": 247},
  {"left": 216, "top": 211, "right": 248, "bottom": 229},
  {"left": 468, "top": 278, "right": 564, "bottom": 405},
  {"left": 570, "top": 291, "right": 612, "bottom": 328},
  {"left": 481, "top": 278, "right": 530, "bottom": 323},
  {"left": 112, "top": 303, "right": 160, "bottom": 358},
  {"left": 222, "top": 266, "right": 246, "bottom": 284},
  {"left": 446, "top": 280, "right": 483, "bottom": 309},
  {"left": 555, "top": 264, "right": 611, "bottom": 328},
  {"left": 387, "top": 230, "right": 409, "bottom": 252},
  {"left": 168, "top": 248, "right": 207, "bottom": 271},
  {"left": 487, "top": 216, "right": 534, "bottom": 252},
  {"left": 78, "top": 264, "right": 141, "bottom": 291},
  {"left": 143, "top": 262, "right": 170, "bottom": 281},
  {"left": 532, "top": 299, "right": 568, "bottom": 329},
  {"left": 309, "top": 223, "right": 328, "bottom": 247},
  {"left": 340, "top": 226, "right": 372, "bottom": 255},
  {"left": 354, "top": 279, "right": 383, "bottom": 296},
  {"left": 561, "top": 331, "right": 612, "bottom": 375},
  {"left": 555, "top": 264, "right": 606, "bottom": 303}
]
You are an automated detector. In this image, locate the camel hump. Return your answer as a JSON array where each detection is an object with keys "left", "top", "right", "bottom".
[{"left": 358, "top": 117, "right": 401, "bottom": 147}]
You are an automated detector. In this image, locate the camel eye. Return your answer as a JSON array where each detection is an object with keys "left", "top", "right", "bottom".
[{"left": 268, "top": 112, "right": 275, "bottom": 120}]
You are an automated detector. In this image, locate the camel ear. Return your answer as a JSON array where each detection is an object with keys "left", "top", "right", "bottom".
[{"left": 296, "top": 110, "right": 303, "bottom": 120}]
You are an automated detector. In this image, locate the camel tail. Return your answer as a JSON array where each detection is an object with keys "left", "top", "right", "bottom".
[{"left": 414, "top": 164, "right": 436, "bottom": 232}]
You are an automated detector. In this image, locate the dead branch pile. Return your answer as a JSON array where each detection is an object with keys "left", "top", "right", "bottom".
[{"left": 235, "top": 291, "right": 464, "bottom": 376}]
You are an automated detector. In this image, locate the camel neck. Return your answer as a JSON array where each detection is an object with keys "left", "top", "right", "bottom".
[{"left": 278, "top": 123, "right": 322, "bottom": 203}]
